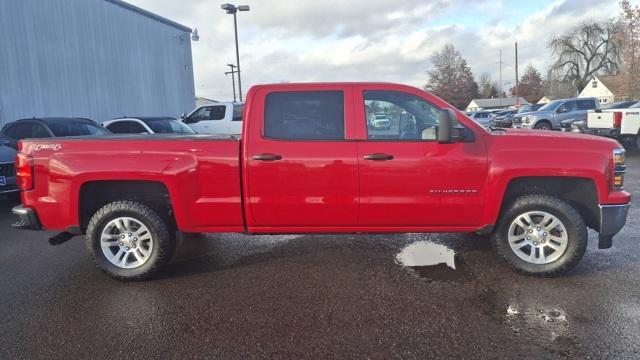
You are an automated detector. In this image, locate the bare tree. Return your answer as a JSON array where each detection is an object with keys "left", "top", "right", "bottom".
[
  {"left": 548, "top": 21, "right": 623, "bottom": 93},
  {"left": 619, "top": 0, "right": 640, "bottom": 98},
  {"left": 425, "top": 44, "right": 479, "bottom": 109}
]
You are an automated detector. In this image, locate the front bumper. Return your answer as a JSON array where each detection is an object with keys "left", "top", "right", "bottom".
[
  {"left": 12, "top": 205, "right": 42, "bottom": 230},
  {"left": 598, "top": 203, "right": 630, "bottom": 249}
]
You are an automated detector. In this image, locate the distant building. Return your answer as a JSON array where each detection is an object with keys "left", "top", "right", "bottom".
[
  {"left": 578, "top": 75, "right": 631, "bottom": 105},
  {"left": 537, "top": 96, "right": 554, "bottom": 104},
  {"left": 195, "top": 97, "right": 219, "bottom": 108},
  {"left": 0, "top": 0, "right": 196, "bottom": 127},
  {"left": 466, "top": 97, "right": 529, "bottom": 112}
]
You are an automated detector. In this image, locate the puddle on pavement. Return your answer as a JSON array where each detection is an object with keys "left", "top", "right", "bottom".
[{"left": 396, "top": 241, "right": 472, "bottom": 282}]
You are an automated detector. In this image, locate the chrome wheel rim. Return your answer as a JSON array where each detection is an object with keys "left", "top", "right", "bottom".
[
  {"left": 100, "top": 217, "right": 153, "bottom": 269},
  {"left": 507, "top": 211, "right": 568, "bottom": 265}
]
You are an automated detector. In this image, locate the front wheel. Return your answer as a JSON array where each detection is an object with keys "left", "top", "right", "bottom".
[
  {"left": 534, "top": 121, "right": 552, "bottom": 130},
  {"left": 86, "top": 201, "right": 175, "bottom": 281},
  {"left": 492, "top": 195, "right": 587, "bottom": 276}
]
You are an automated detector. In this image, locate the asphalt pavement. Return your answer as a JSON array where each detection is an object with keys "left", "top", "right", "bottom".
[{"left": 1, "top": 153, "right": 639, "bottom": 359}]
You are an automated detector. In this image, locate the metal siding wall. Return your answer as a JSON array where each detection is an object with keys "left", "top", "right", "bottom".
[{"left": 0, "top": 0, "right": 195, "bottom": 126}]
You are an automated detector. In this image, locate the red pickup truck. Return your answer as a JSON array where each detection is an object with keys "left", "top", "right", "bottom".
[{"left": 12, "top": 83, "right": 630, "bottom": 281}]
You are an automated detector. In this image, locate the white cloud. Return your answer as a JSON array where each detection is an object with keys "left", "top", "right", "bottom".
[{"left": 127, "top": 0, "right": 624, "bottom": 101}]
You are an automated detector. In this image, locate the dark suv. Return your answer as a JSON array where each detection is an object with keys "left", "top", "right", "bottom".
[{"left": 1, "top": 117, "right": 110, "bottom": 148}]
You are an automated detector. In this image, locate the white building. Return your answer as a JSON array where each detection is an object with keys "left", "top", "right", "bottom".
[
  {"left": 578, "top": 75, "right": 631, "bottom": 105},
  {"left": 466, "top": 97, "right": 529, "bottom": 112}
]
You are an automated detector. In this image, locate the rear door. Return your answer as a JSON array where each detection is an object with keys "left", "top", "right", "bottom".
[
  {"left": 244, "top": 85, "right": 359, "bottom": 229},
  {"left": 354, "top": 85, "right": 489, "bottom": 228}
]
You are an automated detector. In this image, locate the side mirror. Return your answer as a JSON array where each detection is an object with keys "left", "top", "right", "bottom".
[
  {"left": 438, "top": 109, "right": 458, "bottom": 143},
  {"left": 557, "top": 106, "right": 567, "bottom": 114},
  {"left": 181, "top": 113, "right": 187, "bottom": 120}
]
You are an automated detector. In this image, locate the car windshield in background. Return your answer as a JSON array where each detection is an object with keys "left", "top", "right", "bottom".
[
  {"left": 142, "top": 118, "right": 196, "bottom": 134},
  {"left": 626, "top": 101, "right": 640, "bottom": 109},
  {"left": 538, "top": 100, "right": 563, "bottom": 111},
  {"left": 49, "top": 122, "right": 110, "bottom": 137},
  {"left": 232, "top": 104, "right": 244, "bottom": 121},
  {"left": 602, "top": 101, "right": 638, "bottom": 109}
]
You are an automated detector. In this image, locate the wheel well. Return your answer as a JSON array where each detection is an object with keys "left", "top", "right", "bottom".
[
  {"left": 501, "top": 177, "right": 599, "bottom": 230},
  {"left": 536, "top": 119, "right": 551, "bottom": 126},
  {"left": 79, "top": 181, "right": 175, "bottom": 233}
]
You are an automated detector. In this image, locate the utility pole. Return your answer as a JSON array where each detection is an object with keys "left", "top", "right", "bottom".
[
  {"left": 497, "top": 49, "right": 504, "bottom": 108},
  {"left": 515, "top": 42, "right": 519, "bottom": 108},
  {"left": 221, "top": 4, "right": 250, "bottom": 102},
  {"left": 225, "top": 63, "right": 238, "bottom": 102}
]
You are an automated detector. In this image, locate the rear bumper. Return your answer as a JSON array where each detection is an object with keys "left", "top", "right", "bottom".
[
  {"left": 12, "top": 205, "right": 42, "bottom": 230},
  {"left": 598, "top": 203, "right": 630, "bottom": 249},
  {"left": 583, "top": 127, "right": 620, "bottom": 137}
]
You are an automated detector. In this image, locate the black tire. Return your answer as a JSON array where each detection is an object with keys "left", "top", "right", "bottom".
[
  {"left": 86, "top": 200, "right": 174, "bottom": 281},
  {"left": 534, "top": 121, "right": 552, "bottom": 130},
  {"left": 492, "top": 195, "right": 587, "bottom": 277}
]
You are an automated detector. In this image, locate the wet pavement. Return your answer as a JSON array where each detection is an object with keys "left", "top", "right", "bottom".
[{"left": 1, "top": 153, "right": 639, "bottom": 359}]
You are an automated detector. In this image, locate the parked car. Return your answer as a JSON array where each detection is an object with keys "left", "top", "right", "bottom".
[
  {"left": 0, "top": 134, "right": 18, "bottom": 195},
  {"left": 491, "top": 104, "right": 545, "bottom": 128},
  {"left": 465, "top": 110, "right": 494, "bottom": 126},
  {"left": 512, "top": 98, "right": 599, "bottom": 130},
  {"left": 368, "top": 113, "right": 391, "bottom": 130},
  {"left": 584, "top": 101, "right": 640, "bottom": 149},
  {"left": 1, "top": 117, "right": 110, "bottom": 148},
  {"left": 12, "top": 82, "right": 629, "bottom": 281},
  {"left": 182, "top": 102, "right": 244, "bottom": 135},
  {"left": 103, "top": 117, "right": 196, "bottom": 135}
]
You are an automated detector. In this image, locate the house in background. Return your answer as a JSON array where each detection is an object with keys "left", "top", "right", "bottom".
[
  {"left": 466, "top": 97, "right": 529, "bottom": 112},
  {"left": 578, "top": 74, "right": 631, "bottom": 105},
  {"left": 537, "top": 96, "right": 554, "bottom": 104}
]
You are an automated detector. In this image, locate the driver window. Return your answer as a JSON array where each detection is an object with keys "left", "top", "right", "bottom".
[{"left": 364, "top": 90, "right": 441, "bottom": 140}]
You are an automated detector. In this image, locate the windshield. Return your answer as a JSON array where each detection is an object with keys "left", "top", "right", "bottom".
[
  {"left": 627, "top": 102, "right": 640, "bottom": 109},
  {"left": 49, "top": 122, "right": 110, "bottom": 137},
  {"left": 602, "top": 101, "right": 636, "bottom": 109},
  {"left": 142, "top": 118, "right": 196, "bottom": 134},
  {"left": 538, "top": 100, "right": 563, "bottom": 111}
]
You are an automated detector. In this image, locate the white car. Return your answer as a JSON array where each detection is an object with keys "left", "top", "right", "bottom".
[
  {"left": 102, "top": 117, "right": 196, "bottom": 135},
  {"left": 182, "top": 102, "right": 244, "bottom": 135},
  {"left": 585, "top": 101, "right": 640, "bottom": 149},
  {"left": 369, "top": 113, "right": 391, "bottom": 130}
]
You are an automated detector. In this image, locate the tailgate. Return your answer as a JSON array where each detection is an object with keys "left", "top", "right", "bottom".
[{"left": 587, "top": 111, "right": 614, "bottom": 129}]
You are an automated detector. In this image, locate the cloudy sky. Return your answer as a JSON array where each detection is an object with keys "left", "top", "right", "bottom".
[{"left": 127, "top": 0, "right": 632, "bottom": 101}]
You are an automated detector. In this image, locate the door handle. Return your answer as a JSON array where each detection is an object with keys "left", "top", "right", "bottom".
[
  {"left": 252, "top": 153, "right": 282, "bottom": 161},
  {"left": 363, "top": 153, "right": 394, "bottom": 161}
]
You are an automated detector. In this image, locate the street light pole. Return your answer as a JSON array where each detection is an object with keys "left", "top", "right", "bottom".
[
  {"left": 221, "top": 4, "right": 250, "bottom": 102},
  {"left": 225, "top": 63, "right": 238, "bottom": 102}
]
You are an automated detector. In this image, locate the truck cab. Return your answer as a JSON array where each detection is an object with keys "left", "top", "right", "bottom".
[{"left": 182, "top": 102, "right": 244, "bottom": 135}]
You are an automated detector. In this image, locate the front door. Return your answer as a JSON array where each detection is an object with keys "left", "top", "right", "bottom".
[
  {"left": 245, "top": 86, "right": 359, "bottom": 229},
  {"left": 355, "top": 86, "right": 489, "bottom": 228}
]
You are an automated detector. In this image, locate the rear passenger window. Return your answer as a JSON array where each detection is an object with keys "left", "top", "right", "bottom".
[
  {"left": 264, "top": 91, "right": 344, "bottom": 140},
  {"left": 577, "top": 99, "right": 597, "bottom": 110}
]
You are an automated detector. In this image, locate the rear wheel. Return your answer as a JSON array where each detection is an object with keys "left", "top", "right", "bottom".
[
  {"left": 492, "top": 195, "right": 587, "bottom": 276},
  {"left": 86, "top": 200, "right": 174, "bottom": 281},
  {"left": 534, "top": 121, "right": 552, "bottom": 130}
]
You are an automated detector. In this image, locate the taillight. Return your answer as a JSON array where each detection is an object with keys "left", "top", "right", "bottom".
[
  {"left": 15, "top": 153, "right": 34, "bottom": 191},
  {"left": 613, "top": 112, "right": 622, "bottom": 128}
]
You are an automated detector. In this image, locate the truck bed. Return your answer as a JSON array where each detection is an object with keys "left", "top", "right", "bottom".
[{"left": 19, "top": 135, "right": 245, "bottom": 233}]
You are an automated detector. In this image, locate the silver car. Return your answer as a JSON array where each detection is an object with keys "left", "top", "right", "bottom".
[{"left": 512, "top": 98, "right": 599, "bottom": 130}]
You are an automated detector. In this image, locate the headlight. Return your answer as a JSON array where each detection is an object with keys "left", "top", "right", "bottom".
[
  {"left": 523, "top": 115, "right": 534, "bottom": 124},
  {"left": 613, "top": 148, "right": 626, "bottom": 191}
]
